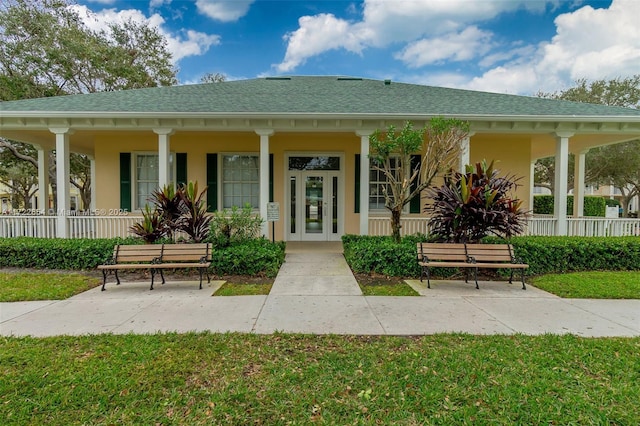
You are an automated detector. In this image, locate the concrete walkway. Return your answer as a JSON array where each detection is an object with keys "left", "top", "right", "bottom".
[{"left": 1, "top": 242, "right": 639, "bottom": 337}]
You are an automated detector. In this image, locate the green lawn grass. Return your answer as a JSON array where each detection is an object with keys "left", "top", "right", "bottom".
[
  {"left": 213, "top": 282, "right": 272, "bottom": 296},
  {"left": 359, "top": 281, "right": 419, "bottom": 296},
  {"left": 1, "top": 333, "right": 638, "bottom": 424},
  {"left": 532, "top": 271, "right": 640, "bottom": 299},
  {"left": 0, "top": 272, "right": 101, "bottom": 302}
]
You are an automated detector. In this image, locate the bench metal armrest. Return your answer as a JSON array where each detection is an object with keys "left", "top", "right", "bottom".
[
  {"left": 103, "top": 257, "right": 117, "bottom": 266},
  {"left": 152, "top": 257, "right": 162, "bottom": 265},
  {"left": 199, "top": 256, "right": 208, "bottom": 264},
  {"left": 466, "top": 255, "right": 476, "bottom": 264}
]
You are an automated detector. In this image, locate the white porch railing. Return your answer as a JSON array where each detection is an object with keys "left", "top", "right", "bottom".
[
  {"left": 567, "top": 217, "right": 640, "bottom": 237},
  {"left": 1, "top": 214, "right": 639, "bottom": 239},
  {"left": 368, "top": 216, "right": 640, "bottom": 238},
  {"left": 0, "top": 215, "right": 57, "bottom": 238},
  {"left": 68, "top": 215, "right": 140, "bottom": 239},
  {"left": 0, "top": 215, "right": 139, "bottom": 239},
  {"left": 368, "top": 216, "right": 433, "bottom": 236}
]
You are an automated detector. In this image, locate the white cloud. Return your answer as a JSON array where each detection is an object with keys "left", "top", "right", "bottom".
[
  {"left": 70, "top": 5, "right": 220, "bottom": 64},
  {"left": 395, "top": 26, "right": 493, "bottom": 68},
  {"left": 166, "top": 30, "right": 221, "bottom": 62},
  {"left": 195, "top": 0, "right": 254, "bottom": 22},
  {"left": 275, "top": 0, "right": 556, "bottom": 73},
  {"left": 150, "top": 0, "right": 172, "bottom": 10},
  {"left": 465, "top": 0, "right": 640, "bottom": 94},
  {"left": 85, "top": 0, "right": 117, "bottom": 4},
  {"left": 277, "top": 13, "right": 366, "bottom": 72}
]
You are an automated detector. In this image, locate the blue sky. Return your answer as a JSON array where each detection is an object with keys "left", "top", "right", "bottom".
[{"left": 76, "top": 0, "right": 639, "bottom": 95}]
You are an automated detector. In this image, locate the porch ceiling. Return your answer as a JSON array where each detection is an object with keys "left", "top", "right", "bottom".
[{"left": 2, "top": 113, "right": 639, "bottom": 158}]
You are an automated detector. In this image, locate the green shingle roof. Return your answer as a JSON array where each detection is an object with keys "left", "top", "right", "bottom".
[{"left": 2, "top": 76, "right": 640, "bottom": 118}]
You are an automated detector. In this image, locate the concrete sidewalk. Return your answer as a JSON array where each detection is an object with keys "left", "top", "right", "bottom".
[{"left": 1, "top": 242, "right": 639, "bottom": 337}]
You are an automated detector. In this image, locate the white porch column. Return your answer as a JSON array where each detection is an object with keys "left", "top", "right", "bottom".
[
  {"left": 50, "top": 128, "right": 72, "bottom": 238},
  {"left": 357, "top": 131, "right": 373, "bottom": 235},
  {"left": 36, "top": 146, "right": 50, "bottom": 213},
  {"left": 573, "top": 149, "right": 588, "bottom": 217},
  {"left": 530, "top": 160, "right": 536, "bottom": 214},
  {"left": 554, "top": 132, "right": 573, "bottom": 235},
  {"left": 89, "top": 155, "right": 96, "bottom": 211},
  {"left": 459, "top": 132, "right": 474, "bottom": 172},
  {"left": 153, "top": 128, "right": 174, "bottom": 189},
  {"left": 256, "top": 130, "right": 273, "bottom": 238}
]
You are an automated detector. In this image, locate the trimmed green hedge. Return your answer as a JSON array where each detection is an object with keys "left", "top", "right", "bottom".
[
  {"left": 0, "top": 237, "right": 133, "bottom": 270},
  {"left": 210, "top": 239, "right": 286, "bottom": 277},
  {"left": 342, "top": 234, "right": 429, "bottom": 278},
  {"left": 342, "top": 234, "right": 640, "bottom": 278},
  {"left": 495, "top": 236, "right": 640, "bottom": 275},
  {"left": 0, "top": 237, "right": 286, "bottom": 277},
  {"left": 533, "top": 195, "right": 606, "bottom": 217}
]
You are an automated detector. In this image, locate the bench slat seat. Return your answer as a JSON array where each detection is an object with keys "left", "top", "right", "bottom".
[{"left": 98, "top": 243, "right": 212, "bottom": 291}]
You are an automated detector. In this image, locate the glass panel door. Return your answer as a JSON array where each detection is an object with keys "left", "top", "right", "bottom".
[
  {"left": 287, "top": 167, "right": 342, "bottom": 241},
  {"left": 304, "top": 175, "right": 324, "bottom": 238}
]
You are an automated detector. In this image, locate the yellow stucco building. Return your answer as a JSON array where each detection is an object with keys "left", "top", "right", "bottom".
[{"left": 2, "top": 76, "right": 640, "bottom": 239}]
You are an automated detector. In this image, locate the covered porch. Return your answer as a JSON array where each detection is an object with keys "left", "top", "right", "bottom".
[{"left": 1, "top": 213, "right": 639, "bottom": 239}]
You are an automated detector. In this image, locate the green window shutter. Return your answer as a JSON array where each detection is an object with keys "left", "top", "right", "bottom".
[
  {"left": 354, "top": 154, "right": 361, "bottom": 213},
  {"left": 269, "top": 154, "right": 274, "bottom": 202},
  {"left": 119, "top": 153, "right": 132, "bottom": 212},
  {"left": 206, "top": 154, "right": 218, "bottom": 212},
  {"left": 176, "top": 153, "right": 187, "bottom": 187},
  {"left": 409, "top": 154, "right": 421, "bottom": 214}
]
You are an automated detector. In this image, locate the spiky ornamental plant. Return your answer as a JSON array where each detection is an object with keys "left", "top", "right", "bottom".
[
  {"left": 176, "top": 181, "right": 212, "bottom": 243},
  {"left": 129, "top": 205, "right": 165, "bottom": 243},
  {"left": 149, "top": 184, "right": 182, "bottom": 240},
  {"left": 426, "top": 160, "right": 529, "bottom": 243}
]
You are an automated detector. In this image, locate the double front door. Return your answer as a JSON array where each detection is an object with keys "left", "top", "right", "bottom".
[{"left": 287, "top": 168, "right": 342, "bottom": 241}]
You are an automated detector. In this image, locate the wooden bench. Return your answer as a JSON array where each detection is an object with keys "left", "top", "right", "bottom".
[
  {"left": 98, "top": 243, "right": 212, "bottom": 291},
  {"left": 417, "top": 242, "right": 528, "bottom": 290},
  {"left": 464, "top": 243, "right": 528, "bottom": 290}
]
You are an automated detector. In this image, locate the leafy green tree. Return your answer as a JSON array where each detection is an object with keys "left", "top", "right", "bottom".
[
  {"left": 427, "top": 160, "right": 528, "bottom": 243},
  {"left": 370, "top": 118, "right": 469, "bottom": 243},
  {"left": 537, "top": 75, "right": 640, "bottom": 108},
  {"left": 0, "top": 0, "right": 178, "bottom": 209},
  {"left": 200, "top": 72, "right": 227, "bottom": 84},
  {"left": 0, "top": 141, "right": 40, "bottom": 209},
  {"left": 535, "top": 75, "right": 640, "bottom": 215},
  {"left": 0, "top": 0, "right": 177, "bottom": 99}
]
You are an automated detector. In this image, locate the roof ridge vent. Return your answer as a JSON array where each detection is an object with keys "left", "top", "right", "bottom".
[
  {"left": 265, "top": 77, "right": 291, "bottom": 80},
  {"left": 336, "top": 77, "right": 363, "bottom": 81}
]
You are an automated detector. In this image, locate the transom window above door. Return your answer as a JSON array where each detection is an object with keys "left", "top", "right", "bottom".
[{"left": 288, "top": 156, "right": 340, "bottom": 171}]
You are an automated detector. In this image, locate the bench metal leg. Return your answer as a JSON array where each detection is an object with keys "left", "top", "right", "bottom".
[
  {"left": 159, "top": 269, "right": 165, "bottom": 284},
  {"left": 521, "top": 270, "right": 526, "bottom": 290},
  {"left": 101, "top": 270, "right": 108, "bottom": 291},
  {"left": 198, "top": 269, "right": 204, "bottom": 290},
  {"left": 114, "top": 270, "right": 121, "bottom": 285},
  {"left": 508, "top": 270, "right": 514, "bottom": 284},
  {"left": 473, "top": 267, "right": 479, "bottom": 289},
  {"left": 150, "top": 269, "right": 156, "bottom": 291}
]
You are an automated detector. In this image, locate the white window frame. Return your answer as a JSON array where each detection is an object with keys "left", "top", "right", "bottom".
[
  {"left": 219, "top": 153, "right": 260, "bottom": 210},
  {"left": 132, "top": 152, "right": 175, "bottom": 211},
  {"left": 369, "top": 156, "right": 410, "bottom": 214}
]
